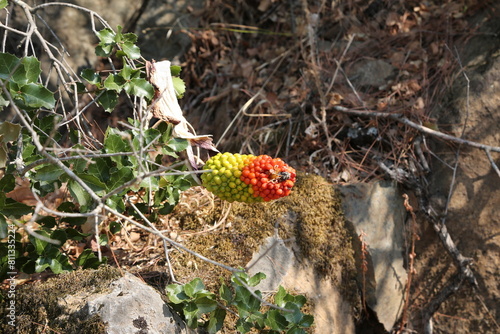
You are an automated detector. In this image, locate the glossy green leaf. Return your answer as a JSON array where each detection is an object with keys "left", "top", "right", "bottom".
[
  {"left": 81, "top": 68, "right": 101, "bottom": 85},
  {"left": 76, "top": 249, "right": 106, "bottom": 269},
  {"left": 21, "top": 56, "right": 42, "bottom": 83},
  {"left": 265, "top": 309, "right": 289, "bottom": 331},
  {"left": 184, "top": 278, "right": 206, "bottom": 298},
  {"left": 95, "top": 44, "right": 114, "bottom": 57},
  {"left": 18, "top": 83, "right": 55, "bottom": 109},
  {"left": 166, "top": 284, "right": 189, "bottom": 304},
  {"left": 67, "top": 179, "right": 91, "bottom": 210},
  {"left": 97, "top": 90, "right": 118, "bottom": 112},
  {"left": 248, "top": 272, "right": 266, "bottom": 287},
  {"left": 65, "top": 228, "right": 90, "bottom": 241},
  {"left": 121, "top": 42, "right": 141, "bottom": 60},
  {"left": 0, "top": 197, "right": 33, "bottom": 217},
  {"left": 167, "top": 138, "right": 189, "bottom": 152},
  {"left": 124, "top": 78, "right": 154, "bottom": 100},
  {"left": 96, "top": 28, "right": 116, "bottom": 44},
  {"left": 194, "top": 296, "right": 217, "bottom": 314},
  {"left": 104, "top": 73, "right": 126, "bottom": 91},
  {"left": 172, "top": 76, "right": 185, "bottom": 98},
  {"left": 207, "top": 308, "right": 226, "bottom": 334}
]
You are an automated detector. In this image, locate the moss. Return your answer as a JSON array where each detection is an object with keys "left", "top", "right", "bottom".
[
  {"left": 0, "top": 266, "right": 122, "bottom": 334},
  {"left": 172, "top": 172, "right": 356, "bottom": 293}
]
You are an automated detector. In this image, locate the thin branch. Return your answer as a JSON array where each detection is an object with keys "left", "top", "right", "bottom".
[{"left": 332, "top": 105, "right": 500, "bottom": 153}]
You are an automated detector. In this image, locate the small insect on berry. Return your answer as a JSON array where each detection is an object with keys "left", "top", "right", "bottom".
[{"left": 269, "top": 169, "right": 292, "bottom": 183}]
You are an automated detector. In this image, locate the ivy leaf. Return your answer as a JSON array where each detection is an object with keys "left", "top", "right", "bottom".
[
  {"left": 29, "top": 229, "right": 51, "bottom": 255},
  {"left": 68, "top": 179, "right": 91, "bottom": 211},
  {"left": 95, "top": 44, "right": 114, "bottom": 57},
  {"left": 76, "top": 249, "right": 106, "bottom": 269},
  {"left": 121, "top": 42, "right": 141, "bottom": 60},
  {"left": 0, "top": 52, "right": 21, "bottom": 81},
  {"left": 184, "top": 278, "right": 206, "bottom": 298},
  {"left": 18, "top": 83, "right": 55, "bottom": 109},
  {"left": 265, "top": 309, "right": 289, "bottom": 331},
  {"left": 248, "top": 272, "right": 266, "bottom": 287},
  {"left": 220, "top": 283, "right": 233, "bottom": 303},
  {"left": 207, "top": 308, "right": 226, "bottom": 334},
  {"left": 96, "top": 28, "right": 116, "bottom": 44},
  {"left": 98, "top": 90, "right": 118, "bottom": 112},
  {"left": 21, "top": 56, "right": 42, "bottom": 83},
  {"left": 124, "top": 78, "right": 154, "bottom": 100},
  {"left": 172, "top": 76, "right": 185, "bottom": 98},
  {"left": 81, "top": 68, "right": 101, "bottom": 85},
  {"left": 108, "top": 167, "right": 133, "bottom": 192},
  {"left": 65, "top": 228, "right": 90, "bottom": 241},
  {"left": 166, "top": 284, "right": 189, "bottom": 304},
  {"left": 104, "top": 73, "right": 126, "bottom": 91}
]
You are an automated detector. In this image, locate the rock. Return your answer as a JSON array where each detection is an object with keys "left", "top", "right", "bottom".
[
  {"left": 85, "top": 273, "right": 188, "bottom": 334},
  {"left": 348, "top": 59, "right": 395, "bottom": 89},
  {"left": 246, "top": 231, "right": 356, "bottom": 333},
  {"left": 338, "top": 180, "right": 407, "bottom": 331},
  {"left": 247, "top": 236, "right": 294, "bottom": 292}
]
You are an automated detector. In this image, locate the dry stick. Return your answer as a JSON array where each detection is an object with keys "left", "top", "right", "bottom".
[
  {"left": 332, "top": 106, "right": 500, "bottom": 153},
  {"left": 398, "top": 194, "right": 419, "bottom": 333},
  {"left": 422, "top": 272, "right": 464, "bottom": 334}
]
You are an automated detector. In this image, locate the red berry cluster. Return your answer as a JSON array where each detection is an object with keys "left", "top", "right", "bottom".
[{"left": 240, "top": 155, "right": 296, "bottom": 202}]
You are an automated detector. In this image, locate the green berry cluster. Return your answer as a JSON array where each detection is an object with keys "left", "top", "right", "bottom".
[{"left": 201, "top": 152, "right": 260, "bottom": 203}]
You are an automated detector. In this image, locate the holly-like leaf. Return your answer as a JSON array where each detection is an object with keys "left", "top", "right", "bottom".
[
  {"left": 124, "top": 78, "right": 154, "bottom": 100},
  {"left": 207, "top": 308, "right": 226, "bottom": 334},
  {"left": 184, "top": 278, "right": 206, "bottom": 298},
  {"left": 96, "top": 28, "right": 116, "bottom": 44},
  {"left": 121, "top": 42, "right": 141, "bottom": 59},
  {"left": 81, "top": 68, "right": 101, "bottom": 85},
  {"left": 18, "top": 83, "right": 55, "bottom": 109},
  {"left": 248, "top": 272, "right": 266, "bottom": 287},
  {"left": 265, "top": 309, "right": 289, "bottom": 331},
  {"left": 104, "top": 73, "right": 126, "bottom": 91},
  {"left": 166, "top": 284, "right": 189, "bottom": 304},
  {"left": 172, "top": 76, "right": 185, "bottom": 98},
  {"left": 98, "top": 90, "right": 118, "bottom": 112},
  {"left": 21, "top": 56, "right": 42, "bottom": 83}
]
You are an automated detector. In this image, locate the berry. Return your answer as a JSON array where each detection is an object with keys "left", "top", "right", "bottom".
[{"left": 201, "top": 152, "right": 296, "bottom": 203}]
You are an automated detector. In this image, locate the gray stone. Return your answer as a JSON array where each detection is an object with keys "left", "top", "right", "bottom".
[
  {"left": 348, "top": 59, "right": 396, "bottom": 89},
  {"left": 246, "top": 236, "right": 294, "bottom": 291},
  {"left": 85, "top": 273, "right": 188, "bottom": 334},
  {"left": 338, "top": 180, "right": 407, "bottom": 331}
]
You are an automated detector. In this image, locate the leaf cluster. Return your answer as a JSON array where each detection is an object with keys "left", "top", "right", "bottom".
[
  {"left": 0, "top": 53, "right": 56, "bottom": 110},
  {"left": 0, "top": 25, "right": 191, "bottom": 280},
  {"left": 166, "top": 272, "right": 314, "bottom": 333}
]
